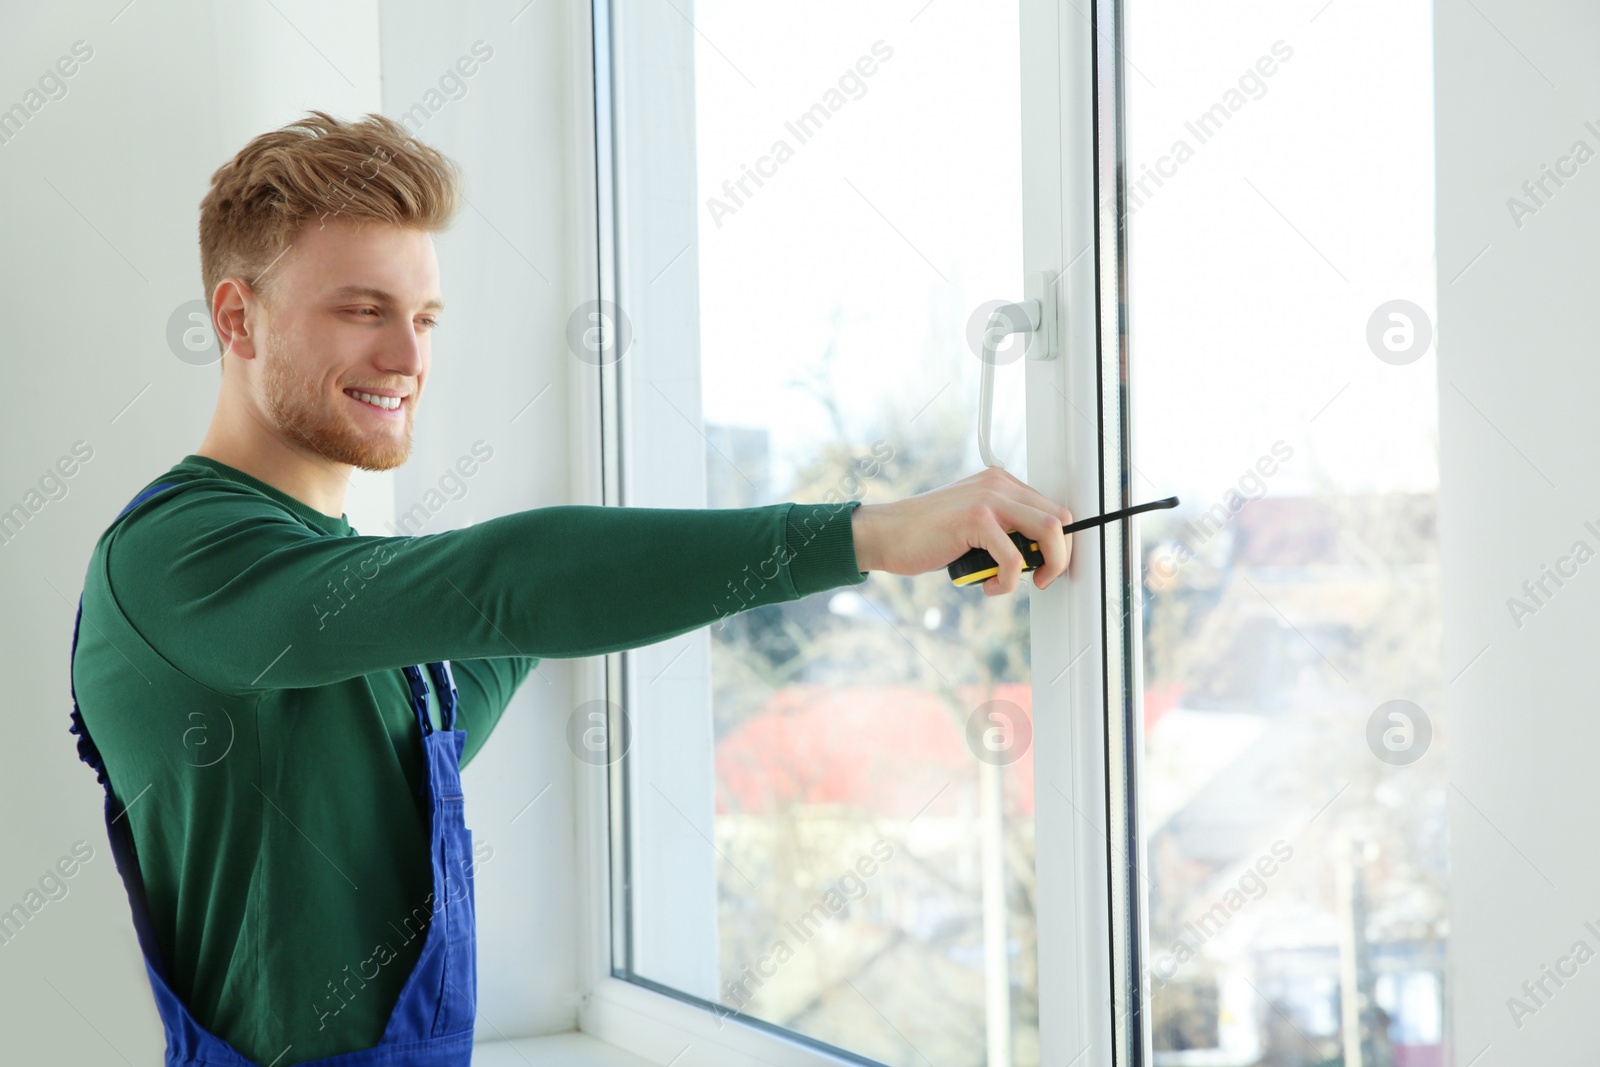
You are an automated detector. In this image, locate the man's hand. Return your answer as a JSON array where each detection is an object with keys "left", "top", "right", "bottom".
[{"left": 850, "top": 467, "right": 1073, "bottom": 596}]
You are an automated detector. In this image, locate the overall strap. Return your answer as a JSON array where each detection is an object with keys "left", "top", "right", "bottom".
[
  {"left": 402, "top": 661, "right": 462, "bottom": 802},
  {"left": 402, "top": 661, "right": 460, "bottom": 736},
  {"left": 66, "top": 481, "right": 184, "bottom": 977},
  {"left": 428, "top": 660, "right": 459, "bottom": 732},
  {"left": 68, "top": 481, "right": 182, "bottom": 785}
]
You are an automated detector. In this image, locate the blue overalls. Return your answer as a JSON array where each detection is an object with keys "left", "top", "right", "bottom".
[{"left": 68, "top": 481, "right": 479, "bottom": 1066}]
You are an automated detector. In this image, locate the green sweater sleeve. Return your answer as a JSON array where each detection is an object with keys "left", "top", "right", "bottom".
[{"left": 106, "top": 482, "right": 867, "bottom": 698}]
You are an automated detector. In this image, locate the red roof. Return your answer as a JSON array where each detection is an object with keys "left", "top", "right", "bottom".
[
  {"left": 1143, "top": 679, "right": 1182, "bottom": 732},
  {"left": 715, "top": 682, "right": 1035, "bottom": 818}
]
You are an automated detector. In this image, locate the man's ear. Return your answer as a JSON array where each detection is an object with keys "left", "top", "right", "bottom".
[{"left": 213, "top": 277, "right": 260, "bottom": 362}]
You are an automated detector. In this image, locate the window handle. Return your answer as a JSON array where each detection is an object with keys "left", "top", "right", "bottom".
[{"left": 978, "top": 270, "right": 1058, "bottom": 469}]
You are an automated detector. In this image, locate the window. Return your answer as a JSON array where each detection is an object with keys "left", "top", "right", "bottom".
[
  {"left": 1121, "top": 3, "right": 1449, "bottom": 1063},
  {"left": 582, "top": 2, "right": 1445, "bottom": 1065},
  {"left": 596, "top": 3, "right": 1049, "bottom": 1065}
]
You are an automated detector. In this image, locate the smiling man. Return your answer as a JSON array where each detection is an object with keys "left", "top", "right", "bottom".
[
  {"left": 200, "top": 223, "right": 439, "bottom": 504},
  {"left": 67, "top": 110, "right": 1075, "bottom": 1067}
]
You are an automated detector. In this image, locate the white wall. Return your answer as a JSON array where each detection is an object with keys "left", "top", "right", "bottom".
[
  {"left": 1435, "top": 2, "right": 1600, "bottom": 1063},
  {"left": 0, "top": 0, "right": 591, "bottom": 1059}
]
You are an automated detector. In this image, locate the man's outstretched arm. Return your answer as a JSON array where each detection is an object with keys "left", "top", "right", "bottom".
[
  {"left": 107, "top": 489, "right": 861, "bottom": 695},
  {"left": 107, "top": 466, "right": 1071, "bottom": 697}
]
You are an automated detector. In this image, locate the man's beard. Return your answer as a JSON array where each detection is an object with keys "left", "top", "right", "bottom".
[{"left": 258, "top": 333, "right": 412, "bottom": 472}]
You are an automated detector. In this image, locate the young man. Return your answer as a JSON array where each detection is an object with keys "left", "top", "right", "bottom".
[{"left": 68, "top": 110, "right": 1073, "bottom": 1067}]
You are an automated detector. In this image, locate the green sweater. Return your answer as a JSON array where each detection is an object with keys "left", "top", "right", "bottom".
[{"left": 71, "top": 454, "right": 866, "bottom": 1065}]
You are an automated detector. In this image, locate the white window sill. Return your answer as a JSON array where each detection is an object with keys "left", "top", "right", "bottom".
[{"left": 474, "top": 1031, "right": 661, "bottom": 1067}]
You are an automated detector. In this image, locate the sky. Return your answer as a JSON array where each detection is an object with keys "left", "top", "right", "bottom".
[
  {"left": 689, "top": 0, "right": 1437, "bottom": 508},
  {"left": 692, "top": 0, "right": 1028, "bottom": 499}
]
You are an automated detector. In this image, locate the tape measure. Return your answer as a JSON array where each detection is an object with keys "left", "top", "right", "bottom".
[{"left": 946, "top": 495, "right": 1180, "bottom": 587}]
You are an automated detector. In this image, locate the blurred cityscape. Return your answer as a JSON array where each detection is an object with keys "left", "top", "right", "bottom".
[
  {"left": 700, "top": 421, "right": 1447, "bottom": 1067},
  {"left": 1139, "top": 493, "right": 1447, "bottom": 1067}
]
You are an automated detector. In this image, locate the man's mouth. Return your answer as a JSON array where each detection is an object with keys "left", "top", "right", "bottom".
[{"left": 344, "top": 388, "right": 406, "bottom": 414}]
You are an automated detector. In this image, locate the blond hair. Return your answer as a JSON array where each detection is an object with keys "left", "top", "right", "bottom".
[{"left": 198, "top": 109, "right": 462, "bottom": 319}]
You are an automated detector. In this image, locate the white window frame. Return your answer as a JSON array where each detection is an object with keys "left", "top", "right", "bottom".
[{"left": 559, "top": 2, "right": 1143, "bottom": 1064}]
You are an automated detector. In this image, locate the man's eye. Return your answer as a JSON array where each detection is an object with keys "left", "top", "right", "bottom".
[{"left": 346, "top": 308, "right": 437, "bottom": 328}]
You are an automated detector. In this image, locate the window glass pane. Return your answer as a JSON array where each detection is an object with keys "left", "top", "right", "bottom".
[
  {"left": 611, "top": 3, "right": 1043, "bottom": 1064},
  {"left": 1123, "top": 4, "right": 1448, "bottom": 1064}
]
